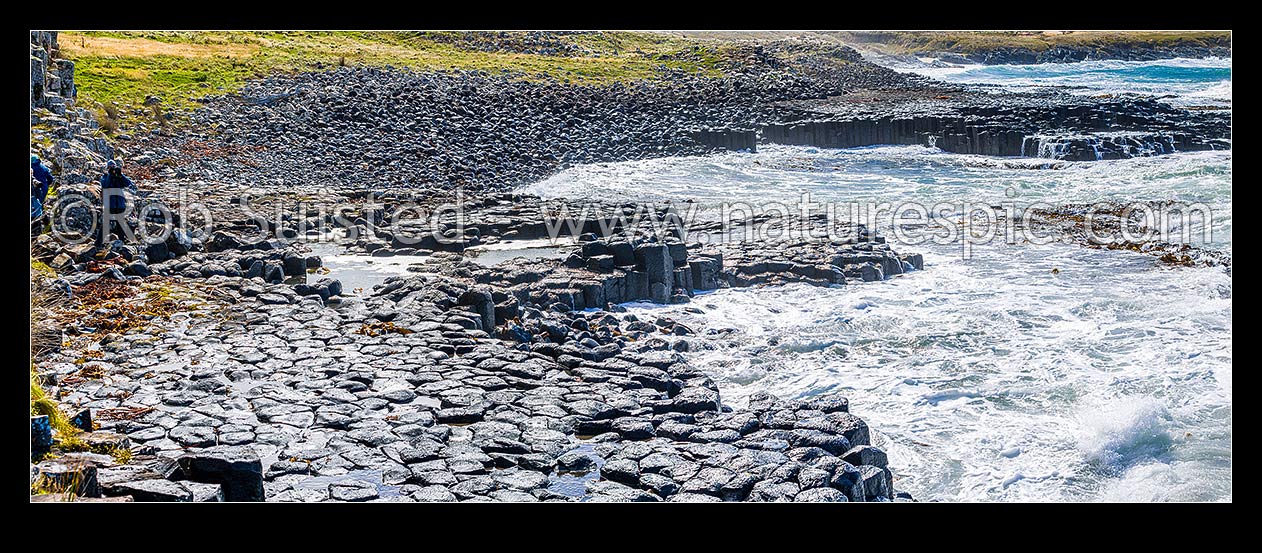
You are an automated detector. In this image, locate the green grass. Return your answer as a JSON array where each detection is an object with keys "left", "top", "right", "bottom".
[
  {"left": 31, "top": 368, "right": 75, "bottom": 437},
  {"left": 60, "top": 31, "right": 727, "bottom": 131},
  {"left": 837, "top": 31, "right": 1231, "bottom": 56},
  {"left": 31, "top": 259, "right": 56, "bottom": 278}
]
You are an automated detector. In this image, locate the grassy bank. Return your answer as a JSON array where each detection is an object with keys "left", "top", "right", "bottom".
[
  {"left": 832, "top": 31, "right": 1231, "bottom": 57},
  {"left": 59, "top": 31, "right": 726, "bottom": 130}
]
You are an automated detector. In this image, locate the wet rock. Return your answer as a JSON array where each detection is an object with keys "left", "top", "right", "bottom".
[
  {"left": 789, "top": 429, "right": 851, "bottom": 455},
  {"left": 635, "top": 244, "right": 674, "bottom": 297},
  {"left": 556, "top": 449, "right": 598, "bottom": 473},
  {"left": 800, "top": 396, "right": 849, "bottom": 414},
  {"left": 258, "top": 293, "right": 291, "bottom": 305},
  {"left": 795, "top": 412, "right": 870, "bottom": 447},
  {"left": 600, "top": 459, "right": 640, "bottom": 487},
  {"left": 828, "top": 461, "right": 867, "bottom": 502},
  {"left": 491, "top": 468, "right": 550, "bottom": 491},
  {"left": 490, "top": 489, "right": 539, "bottom": 502},
  {"left": 680, "top": 466, "right": 735, "bottom": 496},
  {"left": 656, "top": 419, "right": 700, "bottom": 441}
]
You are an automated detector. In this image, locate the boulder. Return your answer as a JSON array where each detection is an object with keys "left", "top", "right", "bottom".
[
  {"left": 111, "top": 479, "right": 194, "bottom": 502},
  {"left": 608, "top": 241, "right": 635, "bottom": 266},
  {"left": 31, "top": 415, "right": 53, "bottom": 456},
  {"left": 177, "top": 446, "right": 265, "bottom": 502},
  {"left": 125, "top": 260, "right": 151, "bottom": 277},
  {"left": 842, "top": 445, "right": 888, "bottom": 468},
  {"left": 329, "top": 479, "right": 379, "bottom": 502},
  {"left": 634, "top": 243, "right": 674, "bottom": 291},
  {"left": 34, "top": 458, "right": 101, "bottom": 497},
  {"left": 282, "top": 252, "right": 306, "bottom": 276},
  {"left": 166, "top": 229, "right": 192, "bottom": 257},
  {"left": 671, "top": 386, "right": 720, "bottom": 414},
  {"left": 144, "top": 240, "right": 169, "bottom": 263},
  {"left": 858, "top": 464, "right": 891, "bottom": 501},
  {"left": 794, "top": 487, "right": 849, "bottom": 502},
  {"left": 263, "top": 262, "right": 284, "bottom": 283}
]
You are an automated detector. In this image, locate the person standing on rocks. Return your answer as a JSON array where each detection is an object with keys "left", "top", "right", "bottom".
[
  {"left": 31, "top": 154, "right": 53, "bottom": 236},
  {"left": 97, "top": 159, "right": 136, "bottom": 246}
]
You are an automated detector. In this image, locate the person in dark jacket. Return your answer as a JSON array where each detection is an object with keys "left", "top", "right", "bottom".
[
  {"left": 31, "top": 154, "right": 53, "bottom": 236},
  {"left": 31, "top": 154, "right": 53, "bottom": 216},
  {"left": 97, "top": 159, "right": 136, "bottom": 245}
]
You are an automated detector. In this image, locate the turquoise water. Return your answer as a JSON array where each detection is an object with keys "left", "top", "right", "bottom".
[
  {"left": 906, "top": 57, "right": 1232, "bottom": 107},
  {"left": 520, "top": 58, "right": 1232, "bottom": 502}
]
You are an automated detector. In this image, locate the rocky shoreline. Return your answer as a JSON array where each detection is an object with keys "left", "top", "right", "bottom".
[
  {"left": 31, "top": 179, "right": 924, "bottom": 502},
  {"left": 135, "top": 64, "right": 1230, "bottom": 195},
  {"left": 30, "top": 31, "right": 1230, "bottom": 502},
  {"left": 767, "top": 88, "right": 1231, "bottom": 160},
  {"left": 904, "top": 43, "right": 1230, "bottom": 66}
]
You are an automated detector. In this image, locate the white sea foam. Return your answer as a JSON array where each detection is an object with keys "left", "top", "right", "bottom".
[
  {"left": 1076, "top": 398, "right": 1173, "bottom": 471},
  {"left": 893, "top": 57, "right": 1232, "bottom": 107},
  {"left": 524, "top": 142, "right": 1232, "bottom": 502}
]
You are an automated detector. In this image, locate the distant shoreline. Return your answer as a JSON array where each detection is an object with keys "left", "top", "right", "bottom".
[{"left": 830, "top": 31, "right": 1232, "bottom": 65}]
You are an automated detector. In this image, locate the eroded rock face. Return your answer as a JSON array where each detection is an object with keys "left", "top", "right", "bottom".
[
  {"left": 31, "top": 31, "right": 74, "bottom": 110},
  {"left": 31, "top": 31, "right": 122, "bottom": 200}
]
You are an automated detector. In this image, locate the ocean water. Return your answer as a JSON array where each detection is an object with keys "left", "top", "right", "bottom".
[
  {"left": 518, "top": 59, "right": 1232, "bottom": 502},
  {"left": 901, "top": 57, "right": 1232, "bottom": 107}
]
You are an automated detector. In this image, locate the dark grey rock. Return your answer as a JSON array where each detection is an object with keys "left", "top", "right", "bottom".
[
  {"left": 330, "top": 479, "right": 380, "bottom": 501},
  {"left": 794, "top": 487, "right": 849, "bottom": 502},
  {"left": 858, "top": 464, "right": 892, "bottom": 501},
  {"left": 842, "top": 445, "right": 889, "bottom": 468},
  {"left": 111, "top": 479, "right": 193, "bottom": 502},
  {"left": 177, "top": 445, "right": 265, "bottom": 502}
]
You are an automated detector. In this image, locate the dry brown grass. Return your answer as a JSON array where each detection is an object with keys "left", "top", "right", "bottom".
[
  {"left": 30, "top": 268, "right": 65, "bottom": 357},
  {"left": 60, "top": 34, "right": 259, "bottom": 59}
]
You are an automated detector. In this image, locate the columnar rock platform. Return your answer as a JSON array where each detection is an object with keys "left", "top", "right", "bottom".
[
  {"left": 34, "top": 189, "right": 920, "bottom": 502},
  {"left": 149, "top": 57, "right": 1229, "bottom": 195},
  {"left": 758, "top": 88, "right": 1231, "bottom": 160}
]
